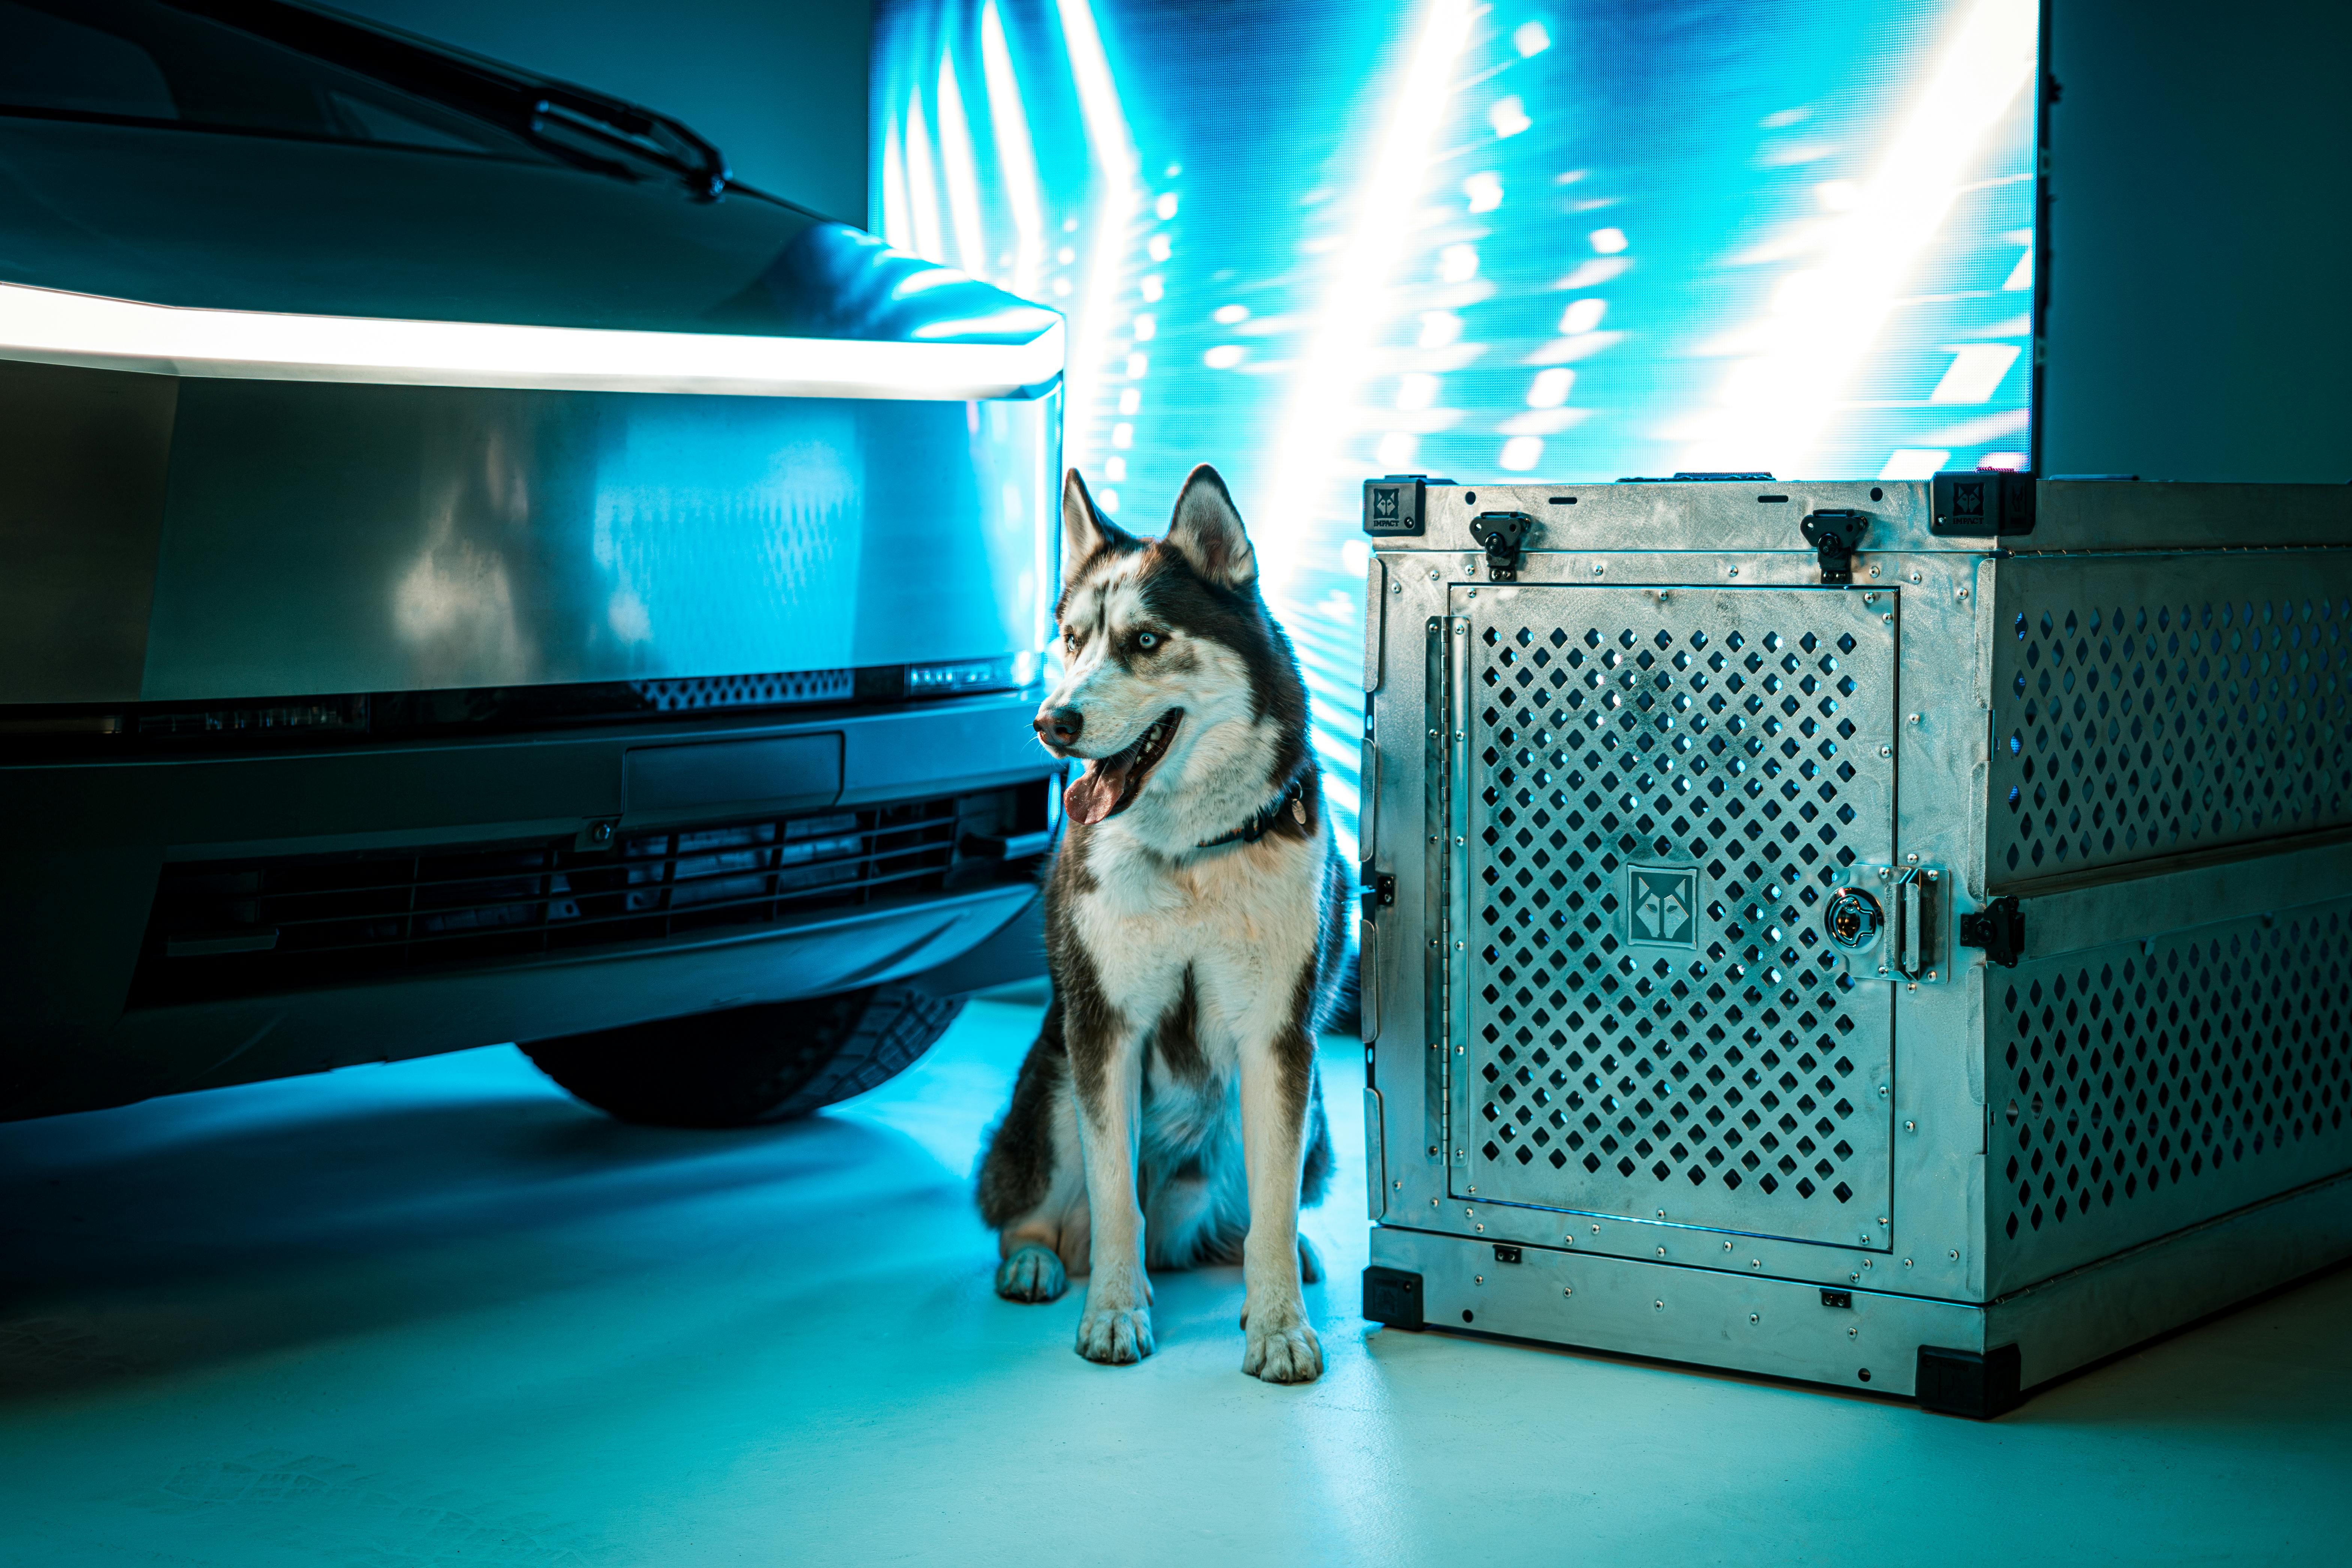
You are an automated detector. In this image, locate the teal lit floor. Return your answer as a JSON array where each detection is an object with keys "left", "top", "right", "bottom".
[{"left": 4, "top": 990, "right": 2348, "bottom": 1567}]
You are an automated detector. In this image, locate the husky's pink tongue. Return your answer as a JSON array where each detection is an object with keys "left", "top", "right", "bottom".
[{"left": 1064, "top": 751, "right": 1134, "bottom": 826}]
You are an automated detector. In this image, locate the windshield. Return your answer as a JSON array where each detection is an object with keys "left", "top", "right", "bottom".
[{"left": 0, "top": 0, "right": 564, "bottom": 165}]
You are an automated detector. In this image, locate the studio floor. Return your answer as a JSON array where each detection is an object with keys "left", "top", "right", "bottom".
[{"left": 3, "top": 990, "right": 2348, "bottom": 1567}]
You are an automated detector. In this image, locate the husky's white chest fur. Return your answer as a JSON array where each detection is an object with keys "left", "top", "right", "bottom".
[
  {"left": 977, "top": 464, "right": 1348, "bottom": 1384},
  {"left": 1079, "top": 814, "right": 1329, "bottom": 1090}
]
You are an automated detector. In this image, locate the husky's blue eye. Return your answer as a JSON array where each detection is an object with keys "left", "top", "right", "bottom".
[{"left": 1137, "top": 630, "right": 1160, "bottom": 651}]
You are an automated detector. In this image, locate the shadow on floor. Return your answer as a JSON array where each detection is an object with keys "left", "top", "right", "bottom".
[{"left": 0, "top": 1054, "right": 957, "bottom": 1402}]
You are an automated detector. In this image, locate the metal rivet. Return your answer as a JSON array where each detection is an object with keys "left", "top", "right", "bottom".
[
  {"left": 1849, "top": 1326, "right": 1859, "bottom": 1338},
  {"left": 1951, "top": 1249, "right": 1961, "bottom": 1260},
  {"left": 1863, "top": 592, "right": 1876, "bottom": 604},
  {"left": 1750, "top": 1259, "right": 1761, "bottom": 1269},
  {"left": 1592, "top": 564, "right": 1605, "bottom": 576},
  {"left": 1475, "top": 1274, "right": 1484, "bottom": 1284},
  {"left": 1564, "top": 1287, "right": 1574, "bottom": 1298},
  {"left": 1654, "top": 1300, "right": 1665, "bottom": 1311},
  {"left": 1909, "top": 570, "right": 1922, "bottom": 584},
  {"left": 1749, "top": 1313, "right": 1760, "bottom": 1324},
  {"left": 1883, "top": 612, "right": 1894, "bottom": 624},
  {"left": 1466, "top": 589, "right": 1477, "bottom": 598},
  {"left": 1878, "top": 744, "right": 1892, "bottom": 757},
  {"left": 1956, "top": 587, "right": 1969, "bottom": 600},
  {"left": 1905, "top": 1119, "right": 1917, "bottom": 1132},
  {"left": 1868, "top": 564, "right": 1881, "bottom": 578},
  {"left": 1728, "top": 566, "right": 1740, "bottom": 577},
  {"left": 1903, "top": 1258, "right": 1914, "bottom": 1267},
  {"left": 1656, "top": 1246, "right": 1666, "bottom": 1258},
  {"left": 1592, "top": 1225, "right": 1601, "bottom": 1234},
  {"left": 1722, "top": 1240, "right": 1733, "bottom": 1251}
]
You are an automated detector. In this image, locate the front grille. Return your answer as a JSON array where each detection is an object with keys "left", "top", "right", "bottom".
[
  {"left": 631, "top": 669, "right": 853, "bottom": 712},
  {"left": 133, "top": 781, "right": 1050, "bottom": 1005}
]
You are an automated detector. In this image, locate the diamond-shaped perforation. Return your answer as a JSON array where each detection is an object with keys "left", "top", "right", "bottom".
[
  {"left": 1460, "top": 592, "right": 1894, "bottom": 1245},
  {"left": 1988, "top": 906, "right": 2352, "bottom": 1288},
  {"left": 1989, "top": 569, "right": 2352, "bottom": 883}
]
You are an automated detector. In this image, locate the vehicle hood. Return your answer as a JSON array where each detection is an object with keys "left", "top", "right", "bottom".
[{"left": 0, "top": 116, "right": 1055, "bottom": 346}]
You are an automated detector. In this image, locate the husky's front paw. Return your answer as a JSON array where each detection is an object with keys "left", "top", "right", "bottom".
[
  {"left": 995, "top": 1243, "right": 1068, "bottom": 1303},
  {"left": 1241, "top": 1306, "right": 1322, "bottom": 1384},
  {"left": 1074, "top": 1300, "right": 1155, "bottom": 1365}
]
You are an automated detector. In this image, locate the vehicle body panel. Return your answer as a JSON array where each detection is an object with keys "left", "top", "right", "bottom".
[{"left": 0, "top": 1, "right": 1063, "bottom": 1118}]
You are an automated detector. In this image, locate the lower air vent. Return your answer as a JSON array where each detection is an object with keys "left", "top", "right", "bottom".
[{"left": 134, "top": 781, "right": 1051, "bottom": 1005}]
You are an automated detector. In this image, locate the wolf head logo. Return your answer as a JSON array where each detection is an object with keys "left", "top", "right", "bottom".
[{"left": 1629, "top": 866, "right": 1698, "bottom": 946}]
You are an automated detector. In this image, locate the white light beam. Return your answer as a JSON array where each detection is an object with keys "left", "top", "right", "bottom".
[{"left": 1259, "top": 0, "right": 1472, "bottom": 589}]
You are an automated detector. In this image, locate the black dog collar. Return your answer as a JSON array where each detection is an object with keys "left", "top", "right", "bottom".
[{"left": 1196, "top": 776, "right": 1308, "bottom": 850}]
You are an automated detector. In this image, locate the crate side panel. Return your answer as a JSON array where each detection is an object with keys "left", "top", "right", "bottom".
[
  {"left": 1988, "top": 554, "right": 2352, "bottom": 889},
  {"left": 1985, "top": 899, "right": 2352, "bottom": 1294}
]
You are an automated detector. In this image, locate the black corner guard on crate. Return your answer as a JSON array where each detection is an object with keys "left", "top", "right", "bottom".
[
  {"left": 1362, "top": 1266, "right": 1425, "bottom": 1330},
  {"left": 1915, "top": 1343, "right": 2024, "bottom": 1418}
]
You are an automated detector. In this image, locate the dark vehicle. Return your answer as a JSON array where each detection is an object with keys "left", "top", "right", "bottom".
[{"left": 0, "top": 0, "right": 1062, "bottom": 1124}]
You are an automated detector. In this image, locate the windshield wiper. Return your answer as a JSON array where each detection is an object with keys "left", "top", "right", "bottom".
[{"left": 159, "top": 0, "right": 731, "bottom": 199}]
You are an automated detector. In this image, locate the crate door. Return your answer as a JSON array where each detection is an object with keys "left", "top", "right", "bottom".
[{"left": 1446, "top": 584, "right": 1898, "bottom": 1246}]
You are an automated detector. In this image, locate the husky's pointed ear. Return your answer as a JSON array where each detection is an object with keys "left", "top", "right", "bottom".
[
  {"left": 1166, "top": 464, "right": 1257, "bottom": 589},
  {"left": 1061, "top": 468, "right": 1134, "bottom": 589}
]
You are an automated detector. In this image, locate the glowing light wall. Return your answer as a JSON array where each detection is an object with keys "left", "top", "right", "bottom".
[{"left": 874, "top": 0, "right": 2039, "bottom": 854}]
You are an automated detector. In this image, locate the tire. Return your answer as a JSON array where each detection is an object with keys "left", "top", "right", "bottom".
[{"left": 521, "top": 984, "right": 965, "bottom": 1128}]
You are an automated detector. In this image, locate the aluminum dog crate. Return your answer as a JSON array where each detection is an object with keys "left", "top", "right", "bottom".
[{"left": 1355, "top": 475, "right": 2352, "bottom": 1415}]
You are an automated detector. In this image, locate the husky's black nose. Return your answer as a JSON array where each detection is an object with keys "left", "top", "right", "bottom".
[{"left": 1035, "top": 706, "right": 1083, "bottom": 747}]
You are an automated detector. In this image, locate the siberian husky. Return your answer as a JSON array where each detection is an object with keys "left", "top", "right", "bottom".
[{"left": 977, "top": 465, "right": 1349, "bottom": 1384}]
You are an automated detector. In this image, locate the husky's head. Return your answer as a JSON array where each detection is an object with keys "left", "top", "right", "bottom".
[{"left": 1035, "top": 465, "right": 1309, "bottom": 844}]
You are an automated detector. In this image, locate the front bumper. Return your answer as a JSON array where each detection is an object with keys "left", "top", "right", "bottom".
[{"left": 0, "top": 690, "right": 1054, "bottom": 1119}]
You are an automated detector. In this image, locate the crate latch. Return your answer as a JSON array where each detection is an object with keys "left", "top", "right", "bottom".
[
  {"left": 1800, "top": 508, "right": 1868, "bottom": 584},
  {"left": 1361, "top": 871, "right": 1396, "bottom": 923},
  {"left": 1468, "top": 510, "right": 1533, "bottom": 582},
  {"left": 1958, "top": 895, "right": 2026, "bottom": 968}
]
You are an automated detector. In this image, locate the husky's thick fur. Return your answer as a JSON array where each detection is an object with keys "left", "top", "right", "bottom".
[{"left": 977, "top": 464, "right": 1349, "bottom": 1383}]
